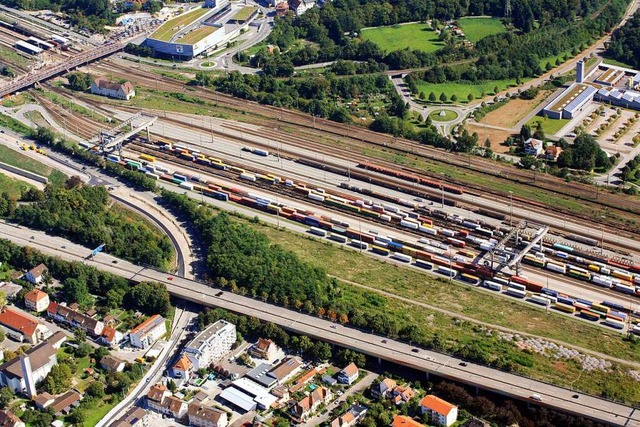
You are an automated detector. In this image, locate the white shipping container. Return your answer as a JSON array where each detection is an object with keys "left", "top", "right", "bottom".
[
  {"left": 506, "top": 288, "right": 527, "bottom": 298},
  {"left": 392, "top": 252, "right": 412, "bottom": 263},
  {"left": 380, "top": 214, "right": 392, "bottom": 222},
  {"left": 483, "top": 280, "right": 503, "bottom": 291},
  {"left": 308, "top": 193, "right": 326, "bottom": 202},
  {"left": 383, "top": 204, "right": 401, "bottom": 213},
  {"left": 350, "top": 240, "right": 369, "bottom": 249},
  {"left": 308, "top": 227, "right": 327, "bottom": 237},
  {"left": 545, "top": 263, "right": 566, "bottom": 274},
  {"left": 400, "top": 220, "right": 419, "bottom": 230},
  {"left": 420, "top": 226, "right": 438, "bottom": 236},
  {"left": 436, "top": 266, "right": 457, "bottom": 277},
  {"left": 441, "top": 229, "right": 456, "bottom": 237},
  {"left": 180, "top": 182, "right": 194, "bottom": 190},
  {"left": 528, "top": 295, "right": 550, "bottom": 306},
  {"left": 240, "top": 173, "right": 257, "bottom": 182}
]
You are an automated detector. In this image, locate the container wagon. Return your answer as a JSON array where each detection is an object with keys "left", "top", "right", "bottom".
[
  {"left": 240, "top": 173, "right": 257, "bottom": 182},
  {"left": 506, "top": 287, "right": 527, "bottom": 298},
  {"left": 180, "top": 181, "right": 194, "bottom": 190},
  {"left": 328, "top": 234, "right": 348, "bottom": 244},
  {"left": 458, "top": 273, "right": 480, "bottom": 285},
  {"left": 579, "top": 310, "right": 600, "bottom": 321},
  {"left": 371, "top": 245, "right": 390, "bottom": 256},
  {"left": 603, "top": 318, "right": 625, "bottom": 330},
  {"left": 414, "top": 259, "right": 433, "bottom": 270},
  {"left": 392, "top": 253, "right": 412, "bottom": 263},
  {"left": 308, "top": 227, "right": 327, "bottom": 237},
  {"left": 139, "top": 154, "right": 155, "bottom": 163},
  {"left": 350, "top": 240, "right": 369, "bottom": 250},
  {"left": 554, "top": 303, "right": 576, "bottom": 314},
  {"left": 436, "top": 266, "right": 457, "bottom": 278},
  {"left": 529, "top": 295, "right": 550, "bottom": 306},
  {"left": 483, "top": 280, "right": 503, "bottom": 292}
]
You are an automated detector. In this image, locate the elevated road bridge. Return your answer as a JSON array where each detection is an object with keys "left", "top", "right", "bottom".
[{"left": 0, "top": 42, "right": 124, "bottom": 98}]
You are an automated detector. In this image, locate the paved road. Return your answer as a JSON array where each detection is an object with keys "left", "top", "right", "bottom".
[{"left": 1, "top": 225, "right": 638, "bottom": 427}]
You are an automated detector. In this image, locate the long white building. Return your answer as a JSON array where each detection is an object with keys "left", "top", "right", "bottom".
[{"left": 182, "top": 320, "right": 236, "bottom": 371}]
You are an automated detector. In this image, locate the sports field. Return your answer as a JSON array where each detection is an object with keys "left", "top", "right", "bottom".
[
  {"left": 151, "top": 8, "right": 210, "bottom": 42},
  {"left": 360, "top": 23, "right": 443, "bottom": 53},
  {"left": 457, "top": 17, "right": 506, "bottom": 43}
]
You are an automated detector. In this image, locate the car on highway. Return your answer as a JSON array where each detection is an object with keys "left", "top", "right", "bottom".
[
  {"left": 381, "top": 339, "right": 387, "bottom": 344},
  {"left": 411, "top": 348, "right": 420, "bottom": 353},
  {"left": 530, "top": 394, "right": 542, "bottom": 401},
  {"left": 215, "top": 291, "right": 223, "bottom": 297},
  {"left": 459, "top": 362, "right": 468, "bottom": 367},
  {"left": 425, "top": 356, "right": 435, "bottom": 361},
  {"left": 112, "top": 260, "right": 118, "bottom": 264}
]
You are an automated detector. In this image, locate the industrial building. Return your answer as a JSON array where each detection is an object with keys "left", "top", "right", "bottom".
[
  {"left": 540, "top": 82, "right": 597, "bottom": 119},
  {"left": 142, "top": 0, "right": 243, "bottom": 60}
]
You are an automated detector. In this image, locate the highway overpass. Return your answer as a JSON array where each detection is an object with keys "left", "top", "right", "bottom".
[
  {"left": 0, "top": 223, "right": 638, "bottom": 427},
  {"left": 0, "top": 42, "right": 123, "bottom": 98}
]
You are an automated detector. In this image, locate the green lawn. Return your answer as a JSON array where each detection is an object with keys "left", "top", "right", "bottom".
[
  {"left": 603, "top": 57, "right": 636, "bottom": 69},
  {"left": 0, "top": 145, "right": 49, "bottom": 178},
  {"left": 360, "top": 23, "right": 443, "bottom": 53},
  {"left": 231, "top": 6, "right": 257, "bottom": 22},
  {"left": 0, "top": 172, "right": 34, "bottom": 198},
  {"left": 178, "top": 26, "right": 221, "bottom": 44},
  {"left": 527, "top": 116, "right": 570, "bottom": 135},
  {"left": 539, "top": 50, "right": 572, "bottom": 68},
  {"left": 417, "top": 79, "right": 518, "bottom": 101},
  {"left": 429, "top": 109, "right": 458, "bottom": 121},
  {"left": 151, "top": 8, "right": 211, "bottom": 41},
  {"left": 457, "top": 17, "right": 506, "bottom": 43}
]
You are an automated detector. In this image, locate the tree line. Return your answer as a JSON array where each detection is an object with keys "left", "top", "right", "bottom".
[
  {"left": 0, "top": 0, "right": 115, "bottom": 32},
  {"left": 607, "top": 11, "right": 640, "bottom": 68},
  {"left": 8, "top": 184, "right": 173, "bottom": 268}
]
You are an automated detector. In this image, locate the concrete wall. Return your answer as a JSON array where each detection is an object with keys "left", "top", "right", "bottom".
[{"left": 0, "top": 161, "right": 48, "bottom": 184}]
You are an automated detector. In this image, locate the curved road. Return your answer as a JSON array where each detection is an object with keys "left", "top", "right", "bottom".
[{"left": 1, "top": 224, "right": 638, "bottom": 427}]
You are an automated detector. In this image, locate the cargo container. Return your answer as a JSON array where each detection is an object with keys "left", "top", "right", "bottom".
[
  {"left": 459, "top": 273, "right": 480, "bottom": 285},
  {"left": 506, "top": 288, "right": 527, "bottom": 298},
  {"left": 580, "top": 310, "right": 600, "bottom": 321},
  {"left": 604, "top": 318, "right": 625, "bottom": 330},
  {"left": 240, "top": 173, "right": 257, "bottom": 182},
  {"left": 508, "top": 282, "right": 526, "bottom": 292},
  {"left": 601, "top": 301, "right": 626, "bottom": 312},
  {"left": 400, "top": 220, "right": 419, "bottom": 230},
  {"left": 553, "top": 242, "right": 574, "bottom": 252},
  {"left": 350, "top": 240, "right": 369, "bottom": 250},
  {"left": 554, "top": 303, "right": 576, "bottom": 314},
  {"left": 420, "top": 226, "right": 438, "bottom": 236},
  {"left": 436, "top": 266, "right": 457, "bottom": 278},
  {"left": 614, "top": 283, "right": 635, "bottom": 294},
  {"left": 447, "top": 237, "right": 466, "bottom": 248},
  {"left": 308, "top": 193, "right": 325, "bottom": 202},
  {"left": 441, "top": 229, "right": 456, "bottom": 237},
  {"left": 180, "top": 181, "right": 194, "bottom": 190},
  {"left": 309, "top": 227, "right": 327, "bottom": 237},
  {"left": 545, "top": 262, "right": 566, "bottom": 274},
  {"left": 462, "top": 220, "right": 480, "bottom": 230},
  {"left": 613, "top": 270, "right": 633, "bottom": 282},
  {"left": 392, "top": 252, "right": 412, "bottom": 263},
  {"left": 173, "top": 173, "right": 187, "bottom": 182},
  {"left": 371, "top": 245, "right": 390, "bottom": 256},
  {"left": 139, "top": 154, "right": 155, "bottom": 163},
  {"left": 557, "top": 296, "right": 575, "bottom": 306},
  {"left": 529, "top": 295, "right": 550, "bottom": 306},
  {"left": 541, "top": 288, "right": 558, "bottom": 297},
  {"left": 415, "top": 259, "right": 433, "bottom": 270},
  {"left": 483, "top": 280, "right": 503, "bottom": 292},
  {"left": 253, "top": 148, "right": 269, "bottom": 156},
  {"left": 145, "top": 172, "right": 159, "bottom": 179},
  {"left": 328, "top": 234, "right": 347, "bottom": 244},
  {"left": 590, "top": 303, "right": 610, "bottom": 317}
]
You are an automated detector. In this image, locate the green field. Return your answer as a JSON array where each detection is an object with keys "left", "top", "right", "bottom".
[
  {"left": 178, "top": 25, "right": 220, "bottom": 44},
  {"left": 603, "top": 57, "right": 636, "bottom": 69},
  {"left": 528, "top": 115, "right": 570, "bottom": 135},
  {"left": 417, "top": 79, "right": 518, "bottom": 101},
  {"left": 151, "top": 8, "right": 211, "bottom": 41},
  {"left": 429, "top": 109, "right": 458, "bottom": 121},
  {"left": 232, "top": 6, "right": 257, "bottom": 22},
  {"left": 0, "top": 172, "right": 34, "bottom": 198},
  {"left": 457, "top": 17, "right": 506, "bottom": 43},
  {"left": 361, "top": 23, "right": 443, "bottom": 53}
]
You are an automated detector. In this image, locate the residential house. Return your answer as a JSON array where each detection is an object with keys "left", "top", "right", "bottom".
[
  {"left": 0, "top": 340, "right": 56, "bottom": 395},
  {"left": 249, "top": 338, "right": 277, "bottom": 361},
  {"left": 0, "top": 306, "right": 51, "bottom": 344},
  {"left": 47, "top": 302, "right": 104, "bottom": 337},
  {"left": 523, "top": 137, "right": 544, "bottom": 156},
  {"left": 24, "top": 264, "right": 47, "bottom": 285},
  {"left": 291, "top": 386, "right": 332, "bottom": 421},
  {"left": 371, "top": 378, "right": 397, "bottom": 400},
  {"left": 24, "top": 289, "right": 49, "bottom": 313},
  {"left": 391, "top": 385, "right": 415, "bottom": 405},
  {"left": 322, "top": 374, "right": 337, "bottom": 387},
  {"left": 330, "top": 405, "right": 367, "bottom": 427},
  {"left": 545, "top": 145, "right": 561, "bottom": 161},
  {"left": 275, "top": 2, "right": 289, "bottom": 16},
  {"left": 391, "top": 415, "right": 425, "bottom": 427},
  {"left": 130, "top": 315, "right": 166, "bottom": 349},
  {"left": 159, "top": 396, "right": 188, "bottom": 419},
  {"left": 269, "top": 357, "right": 303, "bottom": 385},
  {"left": 287, "top": 0, "right": 315, "bottom": 15},
  {"left": 100, "top": 355, "right": 126, "bottom": 373},
  {"left": 0, "top": 282, "right": 23, "bottom": 300},
  {"left": 419, "top": 395, "right": 458, "bottom": 427},
  {"left": 187, "top": 402, "right": 228, "bottom": 427},
  {"left": 146, "top": 384, "right": 171, "bottom": 412},
  {"left": 289, "top": 367, "right": 324, "bottom": 393},
  {"left": 90, "top": 77, "right": 136, "bottom": 100},
  {"left": 100, "top": 326, "right": 124, "bottom": 348},
  {"left": 182, "top": 320, "right": 235, "bottom": 371},
  {"left": 34, "top": 392, "right": 55, "bottom": 409},
  {"left": 0, "top": 410, "right": 25, "bottom": 427},
  {"left": 270, "top": 385, "right": 289, "bottom": 405},
  {"left": 51, "top": 390, "right": 82, "bottom": 415},
  {"left": 111, "top": 407, "right": 149, "bottom": 427},
  {"left": 337, "top": 362, "right": 359, "bottom": 385},
  {"left": 172, "top": 354, "right": 193, "bottom": 379}
]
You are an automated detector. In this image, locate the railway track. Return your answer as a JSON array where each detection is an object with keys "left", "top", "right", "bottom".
[{"left": 89, "top": 60, "right": 640, "bottom": 221}]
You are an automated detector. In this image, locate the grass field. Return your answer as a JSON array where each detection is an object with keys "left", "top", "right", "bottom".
[
  {"left": 232, "top": 6, "right": 257, "bottom": 22},
  {"left": 0, "top": 173, "right": 34, "bottom": 198},
  {"left": 429, "top": 109, "right": 458, "bottom": 121},
  {"left": 360, "top": 23, "right": 443, "bottom": 53},
  {"left": 151, "top": 8, "right": 210, "bottom": 41},
  {"left": 457, "top": 17, "right": 506, "bottom": 43},
  {"left": 479, "top": 90, "right": 552, "bottom": 128},
  {"left": 178, "top": 25, "right": 220, "bottom": 44},
  {"left": 417, "top": 79, "right": 518, "bottom": 101},
  {"left": 603, "top": 57, "right": 636, "bottom": 69},
  {"left": 527, "top": 115, "right": 570, "bottom": 135}
]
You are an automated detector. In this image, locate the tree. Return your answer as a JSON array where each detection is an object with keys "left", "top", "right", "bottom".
[
  {"left": 68, "top": 408, "right": 86, "bottom": 425},
  {"left": 74, "top": 328, "right": 87, "bottom": 344},
  {"left": 428, "top": 92, "right": 436, "bottom": 102},
  {"left": 493, "top": 86, "right": 499, "bottom": 94},
  {"left": 310, "top": 341, "right": 332, "bottom": 361},
  {"left": 167, "top": 379, "right": 177, "bottom": 392},
  {"left": 520, "top": 124, "right": 532, "bottom": 141},
  {"left": 519, "top": 155, "right": 537, "bottom": 169},
  {"left": 467, "top": 93, "right": 474, "bottom": 101},
  {"left": 0, "top": 386, "right": 14, "bottom": 408},
  {"left": 418, "top": 91, "right": 426, "bottom": 100},
  {"left": 44, "top": 363, "right": 72, "bottom": 394},
  {"left": 125, "top": 281, "right": 171, "bottom": 316},
  {"left": 439, "top": 92, "right": 447, "bottom": 103},
  {"left": 63, "top": 278, "right": 90, "bottom": 306},
  {"left": 0, "top": 290, "right": 5, "bottom": 309},
  {"left": 67, "top": 72, "right": 93, "bottom": 91},
  {"left": 86, "top": 381, "right": 105, "bottom": 398},
  {"left": 75, "top": 342, "right": 93, "bottom": 357},
  {"left": 450, "top": 94, "right": 458, "bottom": 102}
]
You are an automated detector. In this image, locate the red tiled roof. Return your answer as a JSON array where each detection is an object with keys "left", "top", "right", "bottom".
[
  {"left": 173, "top": 354, "right": 192, "bottom": 371},
  {"left": 419, "top": 395, "right": 456, "bottom": 416},
  {"left": 391, "top": 415, "right": 424, "bottom": 427},
  {"left": 102, "top": 326, "right": 117, "bottom": 341},
  {"left": 27, "top": 264, "right": 47, "bottom": 277},
  {"left": 341, "top": 362, "right": 358, "bottom": 377},
  {"left": 0, "top": 306, "right": 41, "bottom": 336},
  {"left": 24, "top": 289, "right": 48, "bottom": 303},
  {"left": 131, "top": 314, "right": 163, "bottom": 335}
]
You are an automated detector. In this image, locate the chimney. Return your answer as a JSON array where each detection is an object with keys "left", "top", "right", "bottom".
[{"left": 20, "top": 355, "right": 37, "bottom": 399}]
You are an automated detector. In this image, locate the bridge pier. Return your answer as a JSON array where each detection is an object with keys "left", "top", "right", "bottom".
[
  {"left": 146, "top": 126, "right": 150, "bottom": 142},
  {"left": 425, "top": 372, "right": 430, "bottom": 381}
]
